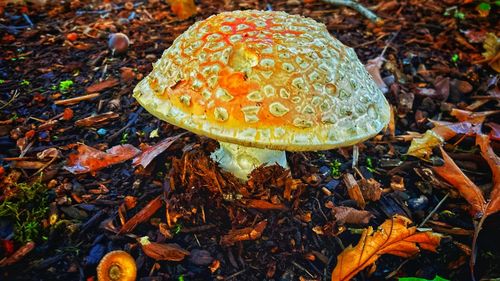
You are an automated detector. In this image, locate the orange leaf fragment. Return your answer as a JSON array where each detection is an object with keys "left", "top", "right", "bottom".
[
  {"left": 431, "top": 120, "right": 481, "bottom": 140},
  {"left": 119, "top": 196, "right": 163, "bottom": 234},
  {"left": 221, "top": 220, "right": 267, "bottom": 246},
  {"left": 432, "top": 147, "right": 486, "bottom": 216},
  {"left": 133, "top": 133, "right": 186, "bottom": 168},
  {"left": 331, "top": 215, "right": 441, "bottom": 281},
  {"left": 64, "top": 144, "right": 140, "bottom": 174},
  {"left": 476, "top": 135, "right": 500, "bottom": 216},
  {"left": 139, "top": 236, "right": 189, "bottom": 261},
  {"left": 167, "top": 0, "right": 196, "bottom": 20},
  {"left": 62, "top": 108, "right": 74, "bottom": 120}
]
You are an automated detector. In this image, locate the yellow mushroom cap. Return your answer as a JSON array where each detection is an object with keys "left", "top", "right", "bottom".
[
  {"left": 97, "top": 250, "right": 137, "bottom": 281},
  {"left": 134, "top": 10, "right": 390, "bottom": 151}
]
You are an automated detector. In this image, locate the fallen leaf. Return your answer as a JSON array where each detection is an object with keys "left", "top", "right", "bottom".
[
  {"left": 432, "top": 147, "right": 486, "bottom": 216},
  {"left": 85, "top": 78, "right": 119, "bottom": 93},
  {"left": 407, "top": 130, "right": 444, "bottom": 159},
  {"left": 62, "top": 108, "right": 74, "bottom": 120},
  {"left": 221, "top": 220, "right": 267, "bottom": 246},
  {"left": 449, "top": 108, "right": 500, "bottom": 124},
  {"left": 167, "top": 0, "right": 197, "bottom": 20},
  {"left": 64, "top": 144, "right": 140, "bottom": 174},
  {"left": 138, "top": 236, "right": 189, "bottom": 261},
  {"left": 485, "top": 123, "right": 500, "bottom": 141},
  {"left": 119, "top": 196, "right": 163, "bottom": 234},
  {"left": 332, "top": 206, "right": 372, "bottom": 225},
  {"left": 331, "top": 215, "right": 441, "bottom": 281},
  {"left": 476, "top": 135, "right": 500, "bottom": 216},
  {"left": 481, "top": 33, "right": 500, "bottom": 72},
  {"left": 431, "top": 120, "right": 481, "bottom": 140},
  {"left": 133, "top": 133, "right": 186, "bottom": 168}
]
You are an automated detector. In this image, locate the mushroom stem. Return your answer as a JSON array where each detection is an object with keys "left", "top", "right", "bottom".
[{"left": 210, "top": 141, "right": 288, "bottom": 180}]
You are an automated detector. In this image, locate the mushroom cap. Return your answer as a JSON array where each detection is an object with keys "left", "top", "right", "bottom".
[
  {"left": 134, "top": 10, "right": 390, "bottom": 151},
  {"left": 97, "top": 250, "right": 137, "bottom": 281}
]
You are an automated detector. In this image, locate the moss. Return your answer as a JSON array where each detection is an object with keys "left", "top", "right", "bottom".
[{"left": 0, "top": 180, "right": 50, "bottom": 243}]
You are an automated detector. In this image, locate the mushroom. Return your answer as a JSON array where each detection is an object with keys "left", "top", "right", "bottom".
[
  {"left": 133, "top": 10, "right": 390, "bottom": 180},
  {"left": 97, "top": 250, "right": 137, "bottom": 281}
]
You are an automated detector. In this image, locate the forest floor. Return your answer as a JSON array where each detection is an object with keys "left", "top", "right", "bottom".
[{"left": 0, "top": 0, "right": 499, "bottom": 280}]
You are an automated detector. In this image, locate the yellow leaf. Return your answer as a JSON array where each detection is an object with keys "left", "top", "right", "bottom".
[
  {"left": 482, "top": 33, "right": 500, "bottom": 73},
  {"left": 331, "top": 215, "right": 441, "bottom": 281},
  {"left": 407, "top": 130, "right": 444, "bottom": 159}
]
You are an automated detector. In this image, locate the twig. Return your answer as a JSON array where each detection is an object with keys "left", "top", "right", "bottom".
[
  {"left": 322, "top": 0, "right": 382, "bottom": 23},
  {"left": 470, "top": 214, "right": 487, "bottom": 281},
  {"left": 54, "top": 93, "right": 100, "bottom": 106},
  {"left": 418, "top": 192, "right": 450, "bottom": 228},
  {"left": 0, "top": 89, "right": 20, "bottom": 109}
]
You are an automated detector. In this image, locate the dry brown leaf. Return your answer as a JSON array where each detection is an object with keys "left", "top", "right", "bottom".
[
  {"left": 482, "top": 33, "right": 500, "bottom": 73},
  {"left": 139, "top": 236, "right": 189, "bottom": 261},
  {"left": 485, "top": 122, "right": 500, "bottom": 141},
  {"left": 476, "top": 135, "right": 500, "bottom": 216},
  {"left": 432, "top": 147, "right": 486, "bottom": 216},
  {"left": 64, "top": 144, "right": 140, "bottom": 174},
  {"left": 407, "top": 130, "right": 443, "bottom": 159},
  {"left": 450, "top": 108, "right": 500, "bottom": 125},
  {"left": 431, "top": 120, "right": 482, "bottom": 140},
  {"left": 133, "top": 133, "right": 186, "bottom": 168},
  {"left": 331, "top": 215, "right": 441, "bottom": 281},
  {"left": 332, "top": 206, "right": 372, "bottom": 225},
  {"left": 220, "top": 220, "right": 267, "bottom": 246},
  {"left": 119, "top": 196, "right": 163, "bottom": 234}
]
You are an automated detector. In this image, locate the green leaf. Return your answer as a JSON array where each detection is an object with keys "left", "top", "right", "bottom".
[
  {"left": 478, "top": 2, "right": 491, "bottom": 11},
  {"left": 399, "top": 276, "right": 449, "bottom": 281}
]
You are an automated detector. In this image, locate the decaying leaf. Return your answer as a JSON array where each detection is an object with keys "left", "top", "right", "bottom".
[
  {"left": 64, "top": 144, "right": 140, "bottom": 174},
  {"left": 485, "top": 122, "right": 500, "bottom": 141},
  {"left": 432, "top": 147, "right": 486, "bottom": 216},
  {"left": 476, "top": 135, "right": 500, "bottom": 216},
  {"left": 481, "top": 33, "right": 500, "bottom": 73},
  {"left": 139, "top": 236, "right": 189, "bottom": 261},
  {"left": 332, "top": 206, "right": 372, "bottom": 225},
  {"left": 407, "top": 130, "right": 444, "bottom": 159},
  {"left": 331, "top": 215, "right": 441, "bottom": 281},
  {"left": 119, "top": 196, "right": 163, "bottom": 234},
  {"left": 133, "top": 133, "right": 186, "bottom": 168},
  {"left": 431, "top": 120, "right": 481, "bottom": 140},
  {"left": 450, "top": 108, "right": 500, "bottom": 125},
  {"left": 167, "top": 0, "right": 197, "bottom": 20},
  {"left": 221, "top": 220, "right": 267, "bottom": 246}
]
